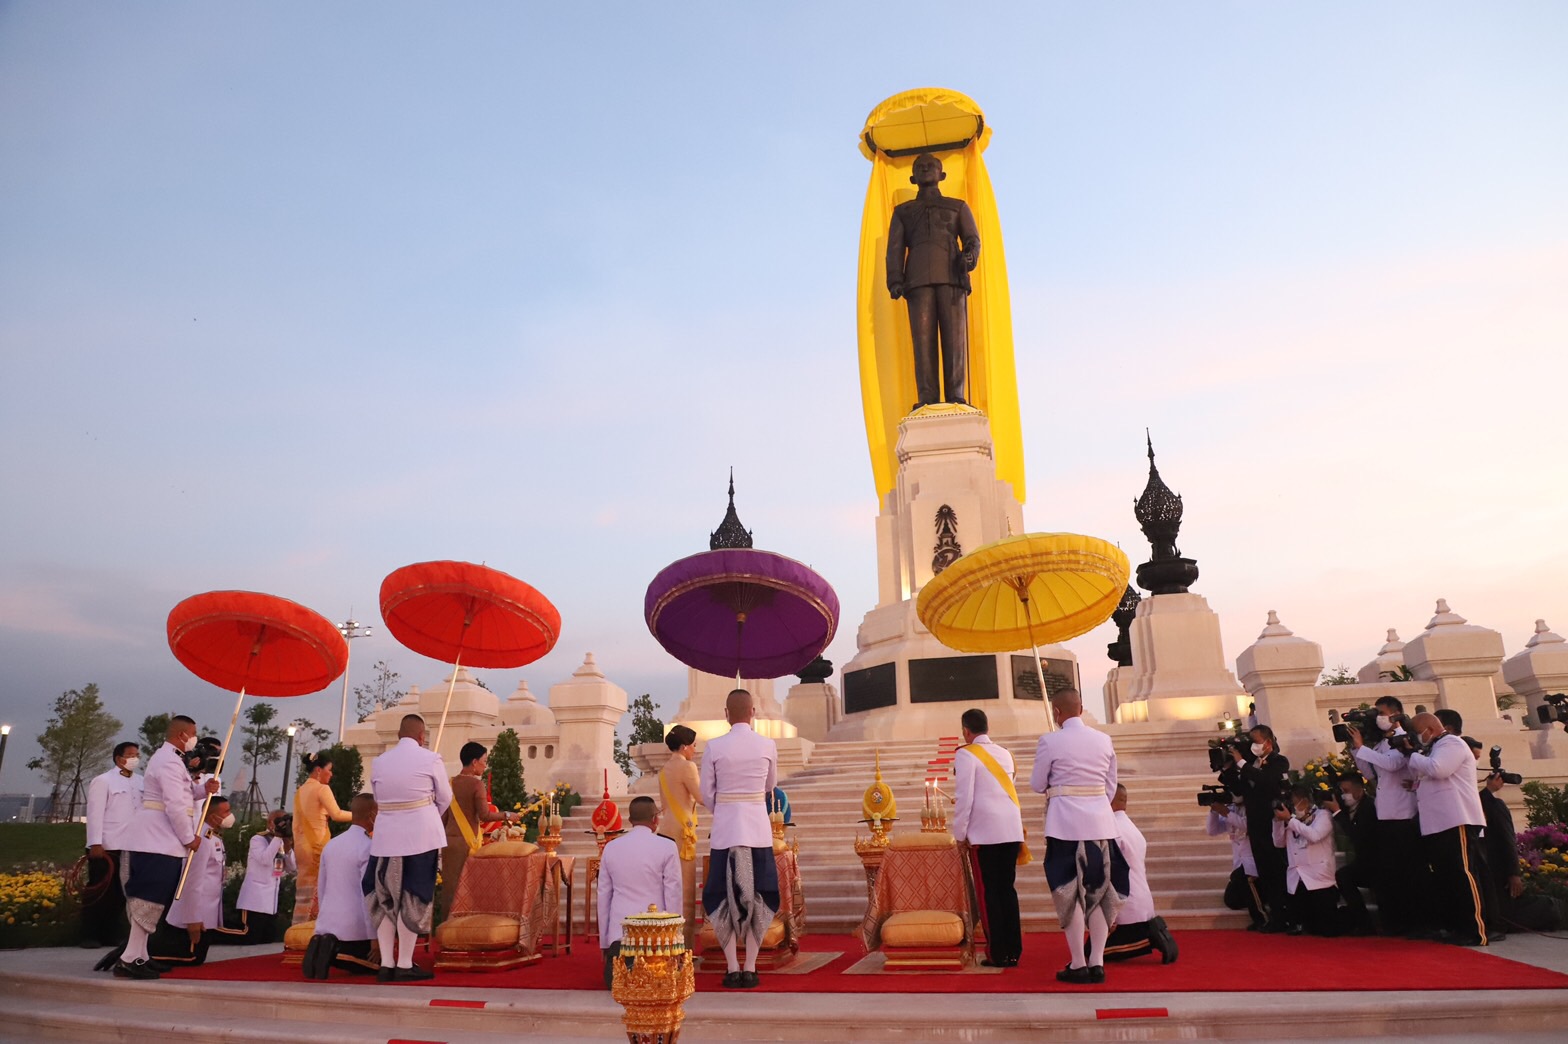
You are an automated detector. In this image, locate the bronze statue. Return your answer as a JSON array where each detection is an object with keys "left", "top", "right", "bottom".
[{"left": 886, "top": 153, "right": 980, "bottom": 411}]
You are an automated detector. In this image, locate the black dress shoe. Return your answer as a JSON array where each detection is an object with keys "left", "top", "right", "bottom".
[
  {"left": 1055, "top": 964, "right": 1094, "bottom": 984},
  {"left": 1149, "top": 916, "right": 1178, "bottom": 965},
  {"left": 739, "top": 971, "right": 759, "bottom": 988},
  {"left": 113, "top": 959, "right": 160, "bottom": 980},
  {"left": 1286, "top": 924, "right": 1305, "bottom": 936},
  {"left": 721, "top": 971, "right": 744, "bottom": 989},
  {"left": 377, "top": 967, "right": 396, "bottom": 983},
  {"left": 1088, "top": 965, "right": 1105, "bottom": 984},
  {"left": 396, "top": 965, "right": 434, "bottom": 981},
  {"left": 1258, "top": 921, "right": 1289, "bottom": 934},
  {"left": 93, "top": 946, "right": 125, "bottom": 972}
]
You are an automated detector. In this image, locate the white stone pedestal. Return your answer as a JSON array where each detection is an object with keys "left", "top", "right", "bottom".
[
  {"left": 549, "top": 653, "right": 630, "bottom": 796},
  {"left": 784, "top": 679, "right": 840, "bottom": 744},
  {"left": 1119, "top": 592, "right": 1248, "bottom": 723}
]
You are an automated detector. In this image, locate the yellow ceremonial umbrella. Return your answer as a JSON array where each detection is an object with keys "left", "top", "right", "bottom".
[{"left": 916, "top": 533, "right": 1130, "bottom": 730}]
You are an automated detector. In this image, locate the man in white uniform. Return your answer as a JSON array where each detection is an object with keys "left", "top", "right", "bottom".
[
  {"left": 1029, "top": 689, "right": 1127, "bottom": 985},
  {"left": 598, "top": 796, "right": 682, "bottom": 988},
  {"left": 1204, "top": 794, "right": 1264, "bottom": 928},
  {"left": 951, "top": 707, "right": 1025, "bottom": 967},
  {"left": 365, "top": 714, "right": 452, "bottom": 981},
  {"left": 1405, "top": 712, "right": 1493, "bottom": 946},
  {"left": 1349, "top": 695, "right": 1428, "bottom": 934},
  {"left": 1101, "top": 786, "right": 1177, "bottom": 963},
  {"left": 303, "top": 793, "right": 379, "bottom": 979},
  {"left": 236, "top": 810, "right": 296, "bottom": 942},
  {"left": 1271, "top": 784, "right": 1339, "bottom": 935},
  {"left": 82, "top": 741, "right": 143, "bottom": 948},
  {"left": 115, "top": 715, "right": 212, "bottom": 980},
  {"left": 150, "top": 796, "right": 234, "bottom": 966},
  {"left": 699, "top": 689, "right": 778, "bottom": 990}
]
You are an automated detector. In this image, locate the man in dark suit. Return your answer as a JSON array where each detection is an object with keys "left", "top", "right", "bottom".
[
  {"left": 1324, "top": 774, "right": 1378, "bottom": 934},
  {"left": 886, "top": 152, "right": 980, "bottom": 410}
]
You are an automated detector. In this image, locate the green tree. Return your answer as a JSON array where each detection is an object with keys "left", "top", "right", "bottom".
[
  {"left": 354, "top": 660, "right": 406, "bottom": 722},
  {"left": 612, "top": 735, "right": 633, "bottom": 778},
  {"left": 324, "top": 744, "right": 363, "bottom": 819},
  {"left": 613, "top": 693, "right": 665, "bottom": 780},
  {"left": 489, "top": 729, "right": 526, "bottom": 813},
  {"left": 25, "top": 684, "right": 122, "bottom": 822},
  {"left": 138, "top": 712, "right": 172, "bottom": 754},
  {"left": 288, "top": 717, "right": 332, "bottom": 746},
  {"left": 239, "top": 703, "right": 286, "bottom": 819},
  {"left": 1319, "top": 665, "right": 1357, "bottom": 686}
]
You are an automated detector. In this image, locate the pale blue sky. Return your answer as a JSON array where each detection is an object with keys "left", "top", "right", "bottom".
[{"left": 3, "top": 3, "right": 1565, "bottom": 795}]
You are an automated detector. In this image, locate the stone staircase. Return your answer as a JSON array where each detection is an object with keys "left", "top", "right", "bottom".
[{"left": 556, "top": 733, "right": 1249, "bottom": 936}]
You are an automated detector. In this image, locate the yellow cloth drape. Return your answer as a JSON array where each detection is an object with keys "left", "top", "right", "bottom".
[{"left": 857, "top": 87, "right": 1025, "bottom": 505}]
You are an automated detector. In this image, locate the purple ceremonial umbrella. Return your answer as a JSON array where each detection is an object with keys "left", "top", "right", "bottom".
[{"left": 643, "top": 475, "right": 839, "bottom": 680}]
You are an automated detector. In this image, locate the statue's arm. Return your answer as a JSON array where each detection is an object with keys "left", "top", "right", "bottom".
[
  {"left": 885, "top": 210, "right": 906, "bottom": 298},
  {"left": 958, "top": 202, "right": 980, "bottom": 271}
]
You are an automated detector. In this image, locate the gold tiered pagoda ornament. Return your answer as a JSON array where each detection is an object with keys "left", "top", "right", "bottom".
[
  {"left": 611, "top": 905, "right": 694, "bottom": 1044},
  {"left": 854, "top": 750, "right": 898, "bottom": 853}
]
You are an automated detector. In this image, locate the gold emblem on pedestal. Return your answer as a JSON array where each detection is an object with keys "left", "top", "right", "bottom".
[
  {"left": 612, "top": 905, "right": 695, "bottom": 1044},
  {"left": 855, "top": 750, "right": 898, "bottom": 853}
]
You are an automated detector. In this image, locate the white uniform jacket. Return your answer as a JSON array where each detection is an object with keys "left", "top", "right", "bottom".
[
  {"left": 1030, "top": 717, "right": 1118, "bottom": 841},
  {"left": 699, "top": 723, "right": 777, "bottom": 850},
  {"left": 1114, "top": 810, "right": 1155, "bottom": 924},
  {"left": 597, "top": 825, "right": 683, "bottom": 948},
  {"left": 315, "top": 824, "right": 374, "bottom": 941},
  {"left": 1272, "top": 809, "right": 1336, "bottom": 892},
  {"left": 126, "top": 742, "right": 198, "bottom": 858},
  {"left": 369, "top": 737, "right": 453, "bottom": 857},
  {"left": 1206, "top": 806, "right": 1258, "bottom": 876},
  {"left": 1408, "top": 733, "right": 1486, "bottom": 836},
  {"left": 1353, "top": 732, "right": 1417, "bottom": 820},
  {"left": 951, "top": 736, "right": 1024, "bottom": 846},
  {"left": 166, "top": 826, "right": 226, "bottom": 929},
  {"left": 86, "top": 768, "right": 144, "bottom": 851},
  {"left": 237, "top": 834, "right": 295, "bottom": 914}
]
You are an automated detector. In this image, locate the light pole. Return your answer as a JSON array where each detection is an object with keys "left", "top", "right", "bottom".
[
  {"left": 0, "top": 724, "right": 10, "bottom": 779},
  {"left": 279, "top": 725, "right": 297, "bottom": 812},
  {"left": 336, "top": 616, "right": 373, "bottom": 742}
]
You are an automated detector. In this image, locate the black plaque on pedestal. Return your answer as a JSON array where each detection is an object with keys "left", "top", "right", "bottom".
[
  {"left": 843, "top": 662, "right": 897, "bottom": 714},
  {"left": 909, "top": 655, "right": 998, "bottom": 703}
]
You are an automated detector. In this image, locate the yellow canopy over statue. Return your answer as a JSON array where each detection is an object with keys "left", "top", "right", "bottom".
[{"left": 856, "top": 88, "right": 1025, "bottom": 505}]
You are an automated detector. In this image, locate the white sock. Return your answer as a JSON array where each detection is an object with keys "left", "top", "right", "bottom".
[
  {"left": 123, "top": 924, "right": 150, "bottom": 964},
  {"left": 1063, "top": 906, "right": 1086, "bottom": 968},
  {"left": 396, "top": 922, "right": 417, "bottom": 969},
  {"left": 743, "top": 937, "right": 759, "bottom": 973},
  {"left": 721, "top": 938, "right": 739, "bottom": 974},
  {"left": 1087, "top": 909, "right": 1109, "bottom": 967},
  {"left": 376, "top": 919, "right": 396, "bottom": 968}
]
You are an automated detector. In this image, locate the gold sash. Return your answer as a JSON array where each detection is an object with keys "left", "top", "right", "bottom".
[
  {"left": 660, "top": 767, "right": 698, "bottom": 862},
  {"left": 960, "top": 743, "right": 1033, "bottom": 866},
  {"left": 448, "top": 777, "right": 481, "bottom": 855}
]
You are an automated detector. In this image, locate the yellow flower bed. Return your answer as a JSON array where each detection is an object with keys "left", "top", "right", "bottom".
[{"left": 0, "top": 870, "right": 66, "bottom": 925}]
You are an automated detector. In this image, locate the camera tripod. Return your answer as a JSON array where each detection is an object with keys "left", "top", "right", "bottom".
[{"left": 239, "top": 775, "right": 271, "bottom": 822}]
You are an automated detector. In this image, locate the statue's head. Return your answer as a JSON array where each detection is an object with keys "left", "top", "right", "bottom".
[{"left": 909, "top": 153, "right": 946, "bottom": 187}]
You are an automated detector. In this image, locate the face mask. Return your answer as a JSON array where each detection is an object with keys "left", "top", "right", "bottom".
[
  {"left": 218, "top": 813, "right": 236, "bottom": 829},
  {"left": 1375, "top": 715, "right": 1392, "bottom": 731},
  {"left": 1340, "top": 793, "right": 1357, "bottom": 808},
  {"left": 183, "top": 734, "right": 199, "bottom": 753},
  {"left": 121, "top": 757, "right": 140, "bottom": 772},
  {"left": 1250, "top": 742, "right": 1267, "bottom": 757}
]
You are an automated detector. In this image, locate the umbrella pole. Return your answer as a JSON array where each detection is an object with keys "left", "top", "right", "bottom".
[
  {"left": 176, "top": 686, "right": 246, "bottom": 900},
  {"left": 1020, "top": 596, "right": 1055, "bottom": 734},
  {"left": 434, "top": 650, "right": 463, "bottom": 753}
]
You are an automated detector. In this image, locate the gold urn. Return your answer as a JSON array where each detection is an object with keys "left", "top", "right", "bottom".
[{"left": 611, "top": 906, "right": 695, "bottom": 1044}]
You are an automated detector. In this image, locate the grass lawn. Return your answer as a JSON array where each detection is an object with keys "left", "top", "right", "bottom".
[{"left": 0, "top": 823, "right": 85, "bottom": 869}]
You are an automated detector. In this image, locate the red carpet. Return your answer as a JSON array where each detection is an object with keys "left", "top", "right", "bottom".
[{"left": 169, "top": 931, "right": 1568, "bottom": 994}]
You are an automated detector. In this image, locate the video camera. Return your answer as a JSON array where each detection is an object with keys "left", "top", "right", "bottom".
[
  {"left": 1207, "top": 736, "right": 1249, "bottom": 773},
  {"left": 272, "top": 813, "right": 294, "bottom": 840},
  {"left": 1536, "top": 693, "right": 1568, "bottom": 730},
  {"left": 1487, "top": 747, "right": 1523, "bottom": 786},
  {"left": 187, "top": 736, "right": 223, "bottom": 778},
  {"left": 1331, "top": 707, "right": 1380, "bottom": 745},
  {"left": 1196, "top": 784, "right": 1232, "bottom": 808},
  {"left": 1388, "top": 728, "right": 1425, "bottom": 755}
]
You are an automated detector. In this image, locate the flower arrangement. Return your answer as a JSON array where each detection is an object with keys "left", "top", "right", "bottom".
[
  {"left": 1517, "top": 823, "right": 1568, "bottom": 901},
  {"left": 0, "top": 862, "right": 80, "bottom": 947},
  {"left": 1289, "top": 749, "right": 1368, "bottom": 800},
  {"left": 511, "top": 782, "right": 581, "bottom": 842}
]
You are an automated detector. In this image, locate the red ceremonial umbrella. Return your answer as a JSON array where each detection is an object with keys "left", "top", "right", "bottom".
[
  {"left": 166, "top": 590, "right": 348, "bottom": 896},
  {"left": 379, "top": 560, "right": 561, "bottom": 749}
]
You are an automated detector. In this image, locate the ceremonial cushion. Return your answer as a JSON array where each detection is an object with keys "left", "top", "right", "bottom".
[
  {"left": 284, "top": 921, "right": 315, "bottom": 951},
  {"left": 880, "top": 910, "right": 964, "bottom": 948},
  {"left": 889, "top": 831, "right": 955, "bottom": 849},
  {"left": 698, "top": 915, "right": 786, "bottom": 951},
  {"left": 474, "top": 840, "right": 539, "bottom": 859},
  {"left": 436, "top": 913, "right": 521, "bottom": 951}
]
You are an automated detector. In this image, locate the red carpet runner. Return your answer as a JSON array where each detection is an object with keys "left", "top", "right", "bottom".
[{"left": 170, "top": 931, "right": 1568, "bottom": 994}]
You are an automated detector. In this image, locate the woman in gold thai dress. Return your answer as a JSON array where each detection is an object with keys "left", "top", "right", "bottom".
[
  {"left": 655, "top": 725, "right": 704, "bottom": 949},
  {"left": 292, "top": 752, "right": 353, "bottom": 924}
]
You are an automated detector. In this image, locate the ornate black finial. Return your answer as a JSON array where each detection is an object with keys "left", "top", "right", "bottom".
[
  {"left": 1106, "top": 585, "right": 1141, "bottom": 666},
  {"left": 931, "top": 504, "right": 962, "bottom": 575},
  {"left": 709, "top": 468, "right": 754, "bottom": 550},
  {"left": 795, "top": 656, "right": 834, "bottom": 684},
  {"left": 1132, "top": 433, "right": 1199, "bottom": 595}
]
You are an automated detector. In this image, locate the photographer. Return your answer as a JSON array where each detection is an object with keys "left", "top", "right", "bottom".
[
  {"left": 1404, "top": 713, "right": 1493, "bottom": 945},
  {"left": 235, "top": 810, "right": 296, "bottom": 943},
  {"left": 1348, "top": 696, "right": 1428, "bottom": 934},
  {"left": 1272, "top": 784, "right": 1339, "bottom": 936},
  {"left": 1204, "top": 793, "right": 1265, "bottom": 928},
  {"left": 1218, "top": 725, "right": 1290, "bottom": 932},
  {"left": 1321, "top": 775, "right": 1378, "bottom": 935}
]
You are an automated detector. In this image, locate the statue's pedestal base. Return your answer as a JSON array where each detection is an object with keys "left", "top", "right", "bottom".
[{"left": 1116, "top": 593, "right": 1247, "bottom": 723}]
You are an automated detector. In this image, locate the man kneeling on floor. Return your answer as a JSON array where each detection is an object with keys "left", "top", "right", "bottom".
[
  {"left": 1098, "top": 785, "right": 1177, "bottom": 964},
  {"left": 598, "top": 796, "right": 682, "bottom": 989},
  {"left": 149, "top": 796, "right": 236, "bottom": 966},
  {"left": 303, "top": 794, "right": 380, "bottom": 979}
]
